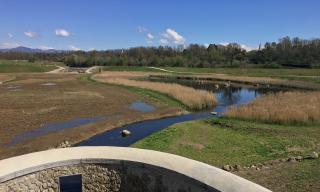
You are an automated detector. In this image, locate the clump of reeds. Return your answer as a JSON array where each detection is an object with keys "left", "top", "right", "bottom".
[
  {"left": 224, "top": 91, "right": 320, "bottom": 125},
  {"left": 93, "top": 72, "right": 217, "bottom": 110}
]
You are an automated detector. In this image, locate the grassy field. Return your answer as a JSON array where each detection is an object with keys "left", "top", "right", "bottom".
[
  {"left": 132, "top": 118, "right": 320, "bottom": 191},
  {"left": 237, "top": 158, "right": 320, "bottom": 192},
  {"left": 93, "top": 72, "right": 217, "bottom": 110},
  {"left": 225, "top": 91, "right": 320, "bottom": 125},
  {"left": 0, "top": 60, "right": 57, "bottom": 73}
]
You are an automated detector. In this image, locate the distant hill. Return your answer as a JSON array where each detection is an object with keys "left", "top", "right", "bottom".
[{"left": 0, "top": 46, "right": 65, "bottom": 53}]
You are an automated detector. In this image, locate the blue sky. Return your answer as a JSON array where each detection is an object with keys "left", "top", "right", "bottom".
[{"left": 0, "top": 0, "right": 319, "bottom": 51}]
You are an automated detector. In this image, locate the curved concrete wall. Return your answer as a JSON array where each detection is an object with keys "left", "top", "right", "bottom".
[{"left": 0, "top": 147, "right": 271, "bottom": 192}]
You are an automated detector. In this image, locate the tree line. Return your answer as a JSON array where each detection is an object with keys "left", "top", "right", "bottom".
[{"left": 1, "top": 36, "right": 320, "bottom": 68}]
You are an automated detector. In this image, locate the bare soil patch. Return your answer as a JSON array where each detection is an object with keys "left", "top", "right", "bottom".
[{"left": 0, "top": 73, "right": 182, "bottom": 159}]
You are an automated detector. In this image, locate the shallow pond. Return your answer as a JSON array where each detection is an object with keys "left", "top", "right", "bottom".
[
  {"left": 130, "top": 101, "right": 155, "bottom": 112},
  {"left": 77, "top": 80, "right": 285, "bottom": 147}
]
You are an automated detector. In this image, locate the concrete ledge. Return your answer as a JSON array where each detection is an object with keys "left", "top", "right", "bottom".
[{"left": 0, "top": 147, "right": 271, "bottom": 192}]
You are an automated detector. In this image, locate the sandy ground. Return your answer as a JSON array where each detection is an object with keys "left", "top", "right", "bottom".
[{"left": 0, "top": 73, "right": 182, "bottom": 159}]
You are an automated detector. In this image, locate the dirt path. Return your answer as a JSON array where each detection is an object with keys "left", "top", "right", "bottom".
[
  {"left": 85, "top": 66, "right": 101, "bottom": 74},
  {"left": 46, "top": 65, "right": 66, "bottom": 73},
  {"left": 147, "top": 67, "right": 198, "bottom": 74}
]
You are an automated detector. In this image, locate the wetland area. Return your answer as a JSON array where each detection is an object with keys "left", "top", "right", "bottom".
[{"left": 0, "top": 65, "right": 319, "bottom": 192}]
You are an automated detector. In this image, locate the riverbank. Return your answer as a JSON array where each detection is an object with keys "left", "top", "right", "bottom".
[{"left": 132, "top": 118, "right": 320, "bottom": 191}]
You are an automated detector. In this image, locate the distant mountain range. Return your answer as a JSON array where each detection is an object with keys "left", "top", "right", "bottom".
[{"left": 0, "top": 46, "right": 68, "bottom": 53}]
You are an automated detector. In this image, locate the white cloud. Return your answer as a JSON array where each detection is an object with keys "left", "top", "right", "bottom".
[
  {"left": 219, "top": 42, "right": 257, "bottom": 51},
  {"left": 38, "top": 45, "right": 54, "bottom": 50},
  {"left": 146, "top": 33, "right": 154, "bottom": 44},
  {"left": 204, "top": 43, "right": 209, "bottom": 48},
  {"left": 159, "top": 39, "right": 169, "bottom": 45},
  {"left": 219, "top": 42, "right": 230, "bottom": 46},
  {"left": 24, "top": 31, "right": 38, "bottom": 38},
  {"left": 162, "top": 28, "right": 185, "bottom": 44},
  {"left": 240, "top": 44, "right": 257, "bottom": 51},
  {"left": 55, "top": 29, "right": 70, "bottom": 37},
  {"left": 0, "top": 42, "right": 20, "bottom": 49},
  {"left": 147, "top": 33, "right": 154, "bottom": 40},
  {"left": 137, "top": 26, "right": 147, "bottom": 33},
  {"left": 69, "top": 45, "right": 81, "bottom": 51},
  {"left": 8, "top": 33, "right": 13, "bottom": 38}
]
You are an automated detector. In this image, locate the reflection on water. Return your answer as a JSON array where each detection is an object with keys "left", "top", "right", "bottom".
[
  {"left": 214, "top": 87, "right": 261, "bottom": 114},
  {"left": 78, "top": 79, "right": 286, "bottom": 147}
]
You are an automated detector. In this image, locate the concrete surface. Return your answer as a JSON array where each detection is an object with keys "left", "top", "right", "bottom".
[{"left": 0, "top": 147, "right": 271, "bottom": 192}]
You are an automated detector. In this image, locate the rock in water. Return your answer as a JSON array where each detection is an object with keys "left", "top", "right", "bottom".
[
  {"left": 121, "top": 130, "right": 131, "bottom": 137},
  {"left": 211, "top": 111, "right": 218, "bottom": 115}
]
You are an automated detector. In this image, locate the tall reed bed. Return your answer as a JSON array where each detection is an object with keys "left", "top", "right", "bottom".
[
  {"left": 93, "top": 72, "right": 217, "bottom": 110},
  {"left": 225, "top": 91, "right": 320, "bottom": 125}
]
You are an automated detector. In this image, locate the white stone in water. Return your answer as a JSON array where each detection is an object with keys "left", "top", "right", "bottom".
[
  {"left": 211, "top": 112, "right": 218, "bottom": 115},
  {"left": 121, "top": 130, "right": 131, "bottom": 136}
]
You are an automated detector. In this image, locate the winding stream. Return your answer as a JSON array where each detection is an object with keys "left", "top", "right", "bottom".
[{"left": 77, "top": 81, "right": 285, "bottom": 147}]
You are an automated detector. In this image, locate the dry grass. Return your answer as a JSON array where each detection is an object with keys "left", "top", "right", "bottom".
[
  {"left": 93, "top": 72, "right": 217, "bottom": 110},
  {"left": 224, "top": 91, "right": 320, "bottom": 124}
]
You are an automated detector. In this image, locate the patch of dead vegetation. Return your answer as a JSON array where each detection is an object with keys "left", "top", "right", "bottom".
[{"left": 224, "top": 91, "right": 320, "bottom": 125}]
